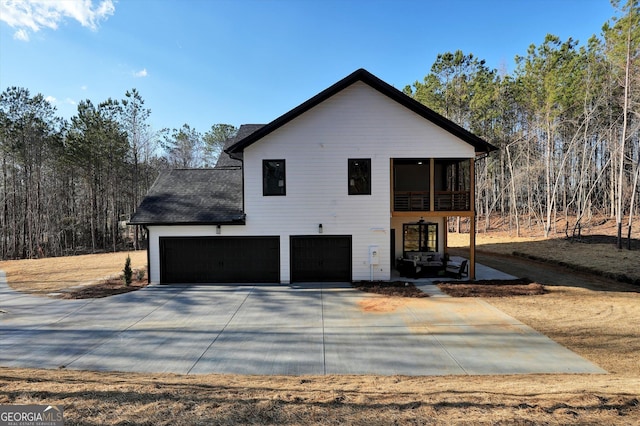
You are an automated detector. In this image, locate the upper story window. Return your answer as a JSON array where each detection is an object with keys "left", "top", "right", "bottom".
[
  {"left": 263, "top": 159, "right": 286, "bottom": 196},
  {"left": 348, "top": 158, "right": 371, "bottom": 195}
]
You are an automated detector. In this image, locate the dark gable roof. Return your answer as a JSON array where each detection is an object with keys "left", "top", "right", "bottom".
[
  {"left": 129, "top": 168, "right": 244, "bottom": 225},
  {"left": 226, "top": 68, "right": 498, "bottom": 156},
  {"left": 131, "top": 125, "right": 265, "bottom": 225},
  {"left": 215, "top": 124, "right": 264, "bottom": 167}
]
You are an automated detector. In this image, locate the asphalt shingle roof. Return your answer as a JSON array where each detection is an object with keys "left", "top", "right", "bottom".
[
  {"left": 129, "top": 167, "right": 244, "bottom": 225},
  {"left": 215, "top": 124, "right": 264, "bottom": 167},
  {"left": 129, "top": 125, "right": 265, "bottom": 225}
]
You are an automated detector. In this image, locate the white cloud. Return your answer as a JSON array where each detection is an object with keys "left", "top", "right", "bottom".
[
  {"left": 42, "top": 95, "right": 77, "bottom": 107},
  {"left": 133, "top": 68, "right": 148, "bottom": 78},
  {"left": 13, "top": 28, "right": 29, "bottom": 41},
  {"left": 0, "top": 0, "right": 115, "bottom": 41},
  {"left": 80, "top": 85, "right": 88, "bottom": 91}
]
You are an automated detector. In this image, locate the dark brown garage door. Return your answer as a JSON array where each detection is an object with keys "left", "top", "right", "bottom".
[
  {"left": 160, "top": 236, "right": 279, "bottom": 283},
  {"left": 290, "top": 236, "right": 352, "bottom": 282}
]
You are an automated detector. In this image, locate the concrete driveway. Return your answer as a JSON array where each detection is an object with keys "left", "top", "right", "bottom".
[{"left": 0, "top": 277, "right": 605, "bottom": 375}]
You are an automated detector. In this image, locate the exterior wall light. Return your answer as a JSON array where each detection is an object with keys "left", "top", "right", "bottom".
[
  {"left": 318, "top": 224, "right": 323, "bottom": 234},
  {"left": 216, "top": 224, "right": 221, "bottom": 234}
]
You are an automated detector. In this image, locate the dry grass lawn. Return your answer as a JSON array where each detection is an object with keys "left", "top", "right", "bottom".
[
  {"left": 0, "top": 367, "right": 638, "bottom": 425},
  {"left": 0, "top": 251, "right": 147, "bottom": 295},
  {"left": 1, "top": 219, "right": 639, "bottom": 424},
  {"left": 449, "top": 218, "right": 640, "bottom": 284}
]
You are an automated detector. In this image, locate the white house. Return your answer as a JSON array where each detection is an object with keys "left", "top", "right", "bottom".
[{"left": 130, "top": 69, "right": 497, "bottom": 284}]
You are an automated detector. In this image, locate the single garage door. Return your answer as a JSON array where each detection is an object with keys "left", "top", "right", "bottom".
[
  {"left": 290, "top": 235, "right": 352, "bottom": 282},
  {"left": 160, "top": 236, "right": 279, "bottom": 283}
]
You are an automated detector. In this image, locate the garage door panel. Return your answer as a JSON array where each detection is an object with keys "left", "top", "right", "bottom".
[
  {"left": 160, "top": 237, "right": 279, "bottom": 284},
  {"left": 290, "top": 236, "right": 351, "bottom": 282},
  {"left": 161, "top": 238, "right": 224, "bottom": 283}
]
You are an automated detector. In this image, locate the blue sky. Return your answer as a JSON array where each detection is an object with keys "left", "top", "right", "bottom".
[{"left": 0, "top": 0, "right": 616, "bottom": 135}]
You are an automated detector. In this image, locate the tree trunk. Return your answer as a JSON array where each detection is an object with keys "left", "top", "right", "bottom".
[
  {"left": 627, "top": 157, "right": 640, "bottom": 250},
  {"left": 90, "top": 183, "right": 97, "bottom": 253},
  {"left": 2, "top": 156, "right": 8, "bottom": 259},
  {"left": 506, "top": 142, "right": 520, "bottom": 237},
  {"left": 616, "top": 19, "right": 632, "bottom": 250}
]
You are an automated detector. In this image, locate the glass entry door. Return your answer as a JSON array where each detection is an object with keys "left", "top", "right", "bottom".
[{"left": 403, "top": 222, "right": 437, "bottom": 256}]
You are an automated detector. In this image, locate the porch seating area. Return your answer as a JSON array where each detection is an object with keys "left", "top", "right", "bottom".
[
  {"left": 396, "top": 253, "right": 469, "bottom": 279},
  {"left": 445, "top": 259, "right": 468, "bottom": 279},
  {"left": 392, "top": 256, "right": 514, "bottom": 282},
  {"left": 397, "top": 252, "right": 444, "bottom": 278}
]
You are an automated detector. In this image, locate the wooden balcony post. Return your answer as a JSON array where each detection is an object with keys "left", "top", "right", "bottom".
[
  {"left": 469, "top": 158, "right": 476, "bottom": 279},
  {"left": 429, "top": 158, "right": 435, "bottom": 211},
  {"left": 389, "top": 158, "right": 394, "bottom": 212}
]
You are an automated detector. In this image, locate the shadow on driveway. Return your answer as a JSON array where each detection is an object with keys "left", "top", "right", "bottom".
[{"left": 0, "top": 281, "right": 606, "bottom": 376}]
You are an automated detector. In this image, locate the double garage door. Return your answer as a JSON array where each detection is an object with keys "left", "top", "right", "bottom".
[
  {"left": 159, "top": 235, "right": 351, "bottom": 283},
  {"left": 160, "top": 237, "right": 280, "bottom": 283}
]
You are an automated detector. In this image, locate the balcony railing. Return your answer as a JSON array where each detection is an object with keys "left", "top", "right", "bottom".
[
  {"left": 435, "top": 191, "right": 470, "bottom": 211},
  {"left": 394, "top": 191, "right": 470, "bottom": 211},
  {"left": 394, "top": 191, "right": 429, "bottom": 211}
]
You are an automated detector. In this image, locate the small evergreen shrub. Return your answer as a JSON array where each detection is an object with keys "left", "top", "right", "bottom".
[{"left": 123, "top": 255, "right": 133, "bottom": 286}]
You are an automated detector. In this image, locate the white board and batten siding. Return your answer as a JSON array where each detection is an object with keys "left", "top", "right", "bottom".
[{"left": 148, "top": 82, "right": 475, "bottom": 283}]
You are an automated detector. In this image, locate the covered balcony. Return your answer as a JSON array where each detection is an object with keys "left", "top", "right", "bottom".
[{"left": 392, "top": 158, "right": 472, "bottom": 213}]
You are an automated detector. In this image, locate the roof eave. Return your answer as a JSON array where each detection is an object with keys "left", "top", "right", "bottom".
[{"left": 128, "top": 218, "right": 246, "bottom": 227}]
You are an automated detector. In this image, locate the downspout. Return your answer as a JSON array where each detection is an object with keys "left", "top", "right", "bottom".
[
  {"left": 143, "top": 225, "right": 150, "bottom": 284},
  {"left": 226, "top": 150, "right": 246, "bottom": 217}
]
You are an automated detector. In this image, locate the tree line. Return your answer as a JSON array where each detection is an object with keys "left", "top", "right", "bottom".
[
  {"left": 1, "top": 1, "right": 638, "bottom": 260},
  {"left": 404, "top": 0, "right": 639, "bottom": 248},
  {"left": 0, "top": 87, "right": 236, "bottom": 259}
]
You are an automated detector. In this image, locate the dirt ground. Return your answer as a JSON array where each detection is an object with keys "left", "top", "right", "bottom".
[{"left": 1, "top": 220, "right": 639, "bottom": 424}]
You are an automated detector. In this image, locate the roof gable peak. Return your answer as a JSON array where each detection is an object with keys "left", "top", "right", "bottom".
[{"left": 226, "top": 68, "right": 497, "bottom": 155}]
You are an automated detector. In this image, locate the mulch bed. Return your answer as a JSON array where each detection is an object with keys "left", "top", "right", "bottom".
[
  {"left": 59, "top": 278, "right": 544, "bottom": 299},
  {"left": 57, "top": 279, "right": 148, "bottom": 299},
  {"left": 435, "top": 278, "right": 546, "bottom": 297},
  {"left": 352, "top": 281, "right": 428, "bottom": 298}
]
